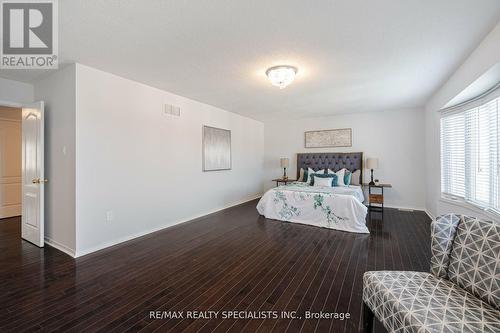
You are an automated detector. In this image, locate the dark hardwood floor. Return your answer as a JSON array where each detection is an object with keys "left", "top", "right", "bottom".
[{"left": 0, "top": 200, "right": 431, "bottom": 333}]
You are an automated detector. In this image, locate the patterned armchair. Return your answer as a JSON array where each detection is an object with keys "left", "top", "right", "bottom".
[{"left": 362, "top": 214, "right": 499, "bottom": 333}]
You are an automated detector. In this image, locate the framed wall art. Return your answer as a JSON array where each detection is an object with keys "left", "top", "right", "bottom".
[
  {"left": 304, "top": 128, "right": 352, "bottom": 148},
  {"left": 202, "top": 125, "right": 231, "bottom": 171}
]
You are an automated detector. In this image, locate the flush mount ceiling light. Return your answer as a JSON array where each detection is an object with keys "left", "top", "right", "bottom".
[{"left": 265, "top": 65, "right": 298, "bottom": 89}]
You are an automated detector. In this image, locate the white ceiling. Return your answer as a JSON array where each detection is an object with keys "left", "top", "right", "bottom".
[{"left": 1, "top": 0, "right": 500, "bottom": 120}]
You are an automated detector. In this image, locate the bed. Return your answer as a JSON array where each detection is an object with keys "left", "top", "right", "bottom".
[{"left": 257, "top": 152, "right": 369, "bottom": 233}]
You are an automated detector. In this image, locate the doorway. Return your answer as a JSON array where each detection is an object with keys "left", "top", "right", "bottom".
[
  {"left": 0, "top": 101, "right": 45, "bottom": 247},
  {"left": 0, "top": 106, "right": 22, "bottom": 219}
]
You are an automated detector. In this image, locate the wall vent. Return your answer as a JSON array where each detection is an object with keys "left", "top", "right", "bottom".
[{"left": 163, "top": 103, "right": 181, "bottom": 117}]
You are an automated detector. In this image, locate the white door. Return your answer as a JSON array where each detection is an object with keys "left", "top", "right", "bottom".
[{"left": 21, "top": 102, "right": 45, "bottom": 247}]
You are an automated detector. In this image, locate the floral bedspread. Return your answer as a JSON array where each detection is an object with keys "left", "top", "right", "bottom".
[{"left": 256, "top": 183, "right": 369, "bottom": 233}]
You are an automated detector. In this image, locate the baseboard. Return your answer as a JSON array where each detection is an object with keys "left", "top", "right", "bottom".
[
  {"left": 364, "top": 203, "right": 426, "bottom": 212},
  {"left": 75, "top": 194, "right": 263, "bottom": 258},
  {"left": 390, "top": 205, "right": 426, "bottom": 211},
  {"left": 44, "top": 237, "right": 76, "bottom": 257},
  {"left": 0, "top": 204, "right": 22, "bottom": 219},
  {"left": 424, "top": 210, "right": 435, "bottom": 220}
]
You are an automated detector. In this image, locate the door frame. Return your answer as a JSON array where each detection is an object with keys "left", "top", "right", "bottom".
[{"left": 0, "top": 100, "right": 23, "bottom": 108}]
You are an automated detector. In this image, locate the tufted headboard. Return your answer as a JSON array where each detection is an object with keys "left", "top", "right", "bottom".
[{"left": 296, "top": 152, "right": 363, "bottom": 184}]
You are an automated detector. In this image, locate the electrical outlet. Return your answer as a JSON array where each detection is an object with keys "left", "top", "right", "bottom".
[{"left": 106, "top": 210, "right": 114, "bottom": 222}]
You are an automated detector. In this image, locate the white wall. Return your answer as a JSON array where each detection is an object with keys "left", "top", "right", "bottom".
[
  {"left": 75, "top": 64, "right": 264, "bottom": 256},
  {"left": 424, "top": 22, "right": 500, "bottom": 219},
  {"left": 0, "top": 77, "right": 33, "bottom": 104},
  {"left": 264, "top": 109, "right": 426, "bottom": 210},
  {"left": 34, "top": 65, "right": 77, "bottom": 255}
]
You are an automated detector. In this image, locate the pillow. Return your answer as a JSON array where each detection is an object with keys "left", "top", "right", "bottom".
[
  {"left": 306, "top": 168, "right": 324, "bottom": 184},
  {"left": 303, "top": 168, "right": 309, "bottom": 183},
  {"left": 350, "top": 170, "right": 361, "bottom": 185},
  {"left": 298, "top": 168, "right": 305, "bottom": 182},
  {"left": 313, "top": 176, "right": 334, "bottom": 187},
  {"left": 311, "top": 173, "right": 337, "bottom": 186},
  {"left": 344, "top": 169, "right": 352, "bottom": 186},
  {"left": 328, "top": 168, "right": 346, "bottom": 186}
]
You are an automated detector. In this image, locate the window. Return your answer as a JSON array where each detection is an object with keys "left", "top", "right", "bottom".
[{"left": 440, "top": 89, "right": 500, "bottom": 213}]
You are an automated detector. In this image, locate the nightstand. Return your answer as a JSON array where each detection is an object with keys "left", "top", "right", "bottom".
[
  {"left": 363, "top": 183, "right": 392, "bottom": 211},
  {"left": 272, "top": 178, "right": 297, "bottom": 187}
]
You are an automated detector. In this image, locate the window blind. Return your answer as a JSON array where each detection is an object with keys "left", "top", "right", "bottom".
[{"left": 440, "top": 87, "right": 500, "bottom": 213}]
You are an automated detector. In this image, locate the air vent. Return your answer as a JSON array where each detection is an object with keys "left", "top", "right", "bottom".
[{"left": 163, "top": 103, "right": 181, "bottom": 117}]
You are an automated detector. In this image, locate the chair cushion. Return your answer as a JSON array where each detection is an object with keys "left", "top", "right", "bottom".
[
  {"left": 430, "top": 214, "right": 461, "bottom": 278},
  {"left": 363, "top": 271, "right": 500, "bottom": 333},
  {"left": 448, "top": 216, "right": 500, "bottom": 309}
]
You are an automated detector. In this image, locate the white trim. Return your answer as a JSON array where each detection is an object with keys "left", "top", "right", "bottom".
[
  {"left": 75, "top": 194, "right": 263, "bottom": 258},
  {"left": 439, "top": 197, "right": 500, "bottom": 220},
  {"left": 440, "top": 83, "right": 500, "bottom": 115},
  {"left": 388, "top": 204, "right": 426, "bottom": 211},
  {"left": 425, "top": 210, "right": 435, "bottom": 221},
  {"left": 44, "top": 237, "right": 76, "bottom": 257},
  {"left": 0, "top": 100, "right": 23, "bottom": 108},
  {"left": 0, "top": 205, "right": 21, "bottom": 218},
  {"left": 364, "top": 203, "right": 426, "bottom": 212}
]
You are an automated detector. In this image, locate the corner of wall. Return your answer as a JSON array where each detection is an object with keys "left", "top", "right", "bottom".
[{"left": 34, "top": 63, "right": 78, "bottom": 255}]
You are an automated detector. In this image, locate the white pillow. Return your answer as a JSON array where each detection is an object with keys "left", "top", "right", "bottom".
[
  {"left": 328, "top": 168, "right": 346, "bottom": 186},
  {"left": 306, "top": 168, "right": 324, "bottom": 184},
  {"left": 313, "top": 176, "right": 333, "bottom": 187},
  {"left": 298, "top": 168, "right": 305, "bottom": 182},
  {"left": 351, "top": 170, "right": 361, "bottom": 185}
]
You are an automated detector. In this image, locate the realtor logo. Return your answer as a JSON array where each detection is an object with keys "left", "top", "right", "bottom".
[{"left": 1, "top": 0, "right": 58, "bottom": 68}]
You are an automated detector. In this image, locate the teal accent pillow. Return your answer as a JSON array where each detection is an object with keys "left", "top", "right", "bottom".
[
  {"left": 302, "top": 169, "right": 309, "bottom": 183},
  {"left": 344, "top": 170, "right": 352, "bottom": 185},
  {"left": 311, "top": 173, "right": 338, "bottom": 186}
]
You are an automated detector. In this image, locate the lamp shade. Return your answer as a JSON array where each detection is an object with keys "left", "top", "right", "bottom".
[
  {"left": 366, "top": 158, "right": 379, "bottom": 170},
  {"left": 280, "top": 158, "right": 289, "bottom": 168}
]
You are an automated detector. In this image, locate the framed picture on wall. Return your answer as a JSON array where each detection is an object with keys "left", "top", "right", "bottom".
[
  {"left": 202, "top": 125, "right": 231, "bottom": 171},
  {"left": 304, "top": 128, "right": 352, "bottom": 148}
]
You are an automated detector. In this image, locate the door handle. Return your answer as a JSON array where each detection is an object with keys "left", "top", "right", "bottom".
[{"left": 32, "top": 178, "right": 48, "bottom": 184}]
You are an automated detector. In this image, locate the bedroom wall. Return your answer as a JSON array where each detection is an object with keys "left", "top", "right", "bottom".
[
  {"left": 34, "top": 64, "right": 77, "bottom": 255},
  {"left": 74, "top": 64, "right": 264, "bottom": 256},
  {"left": 0, "top": 77, "right": 33, "bottom": 104},
  {"left": 424, "top": 21, "right": 500, "bottom": 220},
  {"left": 264, "top": 108, "right": 426, "bottom": 210}
]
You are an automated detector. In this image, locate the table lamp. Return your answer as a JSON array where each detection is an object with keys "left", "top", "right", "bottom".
[
  {"left": 280, "top": 158, "right": 289, "bottom": 179},
  {"left": 366, "top": 158, "right": 379, "bottom": 185}
]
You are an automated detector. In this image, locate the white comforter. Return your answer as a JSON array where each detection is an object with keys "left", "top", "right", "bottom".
[{"left": 257, "top": 183, "right": 369, "bottom": 233}]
